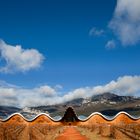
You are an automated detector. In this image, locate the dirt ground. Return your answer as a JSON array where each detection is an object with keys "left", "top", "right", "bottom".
[
  {"left": 54, "top": 125, "right": 138, "bottom": 140},
  {"left": 55, "top": 126, "right": 88, "bottom": 140}
]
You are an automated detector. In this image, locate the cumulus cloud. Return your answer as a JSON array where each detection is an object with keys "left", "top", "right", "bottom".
[
  {"left": 0, "top": 40, "right": 44, "bottom": 73},
  {"left": 0, "top": 75, "right": 140, "bottom": 107},
  {"left": 62, "top": 75, "right": 140, "bottom": 102},
  {"left": 109, "top": 0, "right": 140, "bottom": 46},
  {"left": 35, "top": 85, "right": 56, "bottom": 96},
  {"left": 89, "top": 27, "right": 104, "bottom": 36},
  {"left": 105, "top": 40, "right": 116, "bottom": 49},
  {"left": 0, "top": 83, "right": 59, "bottom": 107}
]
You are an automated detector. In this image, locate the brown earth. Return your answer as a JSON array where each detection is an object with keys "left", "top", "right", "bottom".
[{"left": 55, "top": 127, "right": 88, "bottom": 140}]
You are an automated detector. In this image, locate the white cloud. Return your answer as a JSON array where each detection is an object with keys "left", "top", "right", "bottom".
[
  {"left": 105, "top": 40, "right": 116, "bottom": 49},
  {"left": 0, "top": 40, "right": 44, "bottom": 73},
  {"left": 89, "top": 27, "right": 104, "bottom": 36},
  {"left": 109, "top": 0, "right": 140, "bottom": 46},
  {"left": 62, "top": 75, "right": 140, "bottom": 102},
  {"left": 0, "top": 75, "right": 140, "bottom": 107},
  {"left": 0, "top": 83, "right": 59, "bottom": 107},
  {"left": 35, "top": 85, "right": 56, "bottom": 96}
]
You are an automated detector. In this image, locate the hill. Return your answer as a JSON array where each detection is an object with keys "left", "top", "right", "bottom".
[{"left": 0, "top": 92, "right": 140, "bottom": 119}]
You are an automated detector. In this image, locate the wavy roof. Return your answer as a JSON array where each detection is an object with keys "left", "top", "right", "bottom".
[{"left": 0, "top": 107, "right": 140, "bottom": 124}]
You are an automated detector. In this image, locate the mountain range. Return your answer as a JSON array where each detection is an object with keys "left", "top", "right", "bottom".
[{"left": 0, "top": 92, "right": 140, "bottom": 119}]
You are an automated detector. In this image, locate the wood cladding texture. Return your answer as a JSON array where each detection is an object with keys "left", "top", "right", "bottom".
[{"left": 0, "top": 107, "right": 140, "bottom": 140}]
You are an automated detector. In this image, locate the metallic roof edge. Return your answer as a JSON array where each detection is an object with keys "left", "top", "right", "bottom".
[{"left": 0, "top": 111, "right": 140, "bottom": 122}]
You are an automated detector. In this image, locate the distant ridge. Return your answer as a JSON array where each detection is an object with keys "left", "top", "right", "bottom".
[
  {"left": 91, "top": 92, "right": 136, "bottom": 102},
  {"left": 0, "top": 92, "right": 140, "bottom": 119}
]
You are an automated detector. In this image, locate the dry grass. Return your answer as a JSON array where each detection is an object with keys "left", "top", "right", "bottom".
[
  {"left": 45, "top": 126, "right": 64, "bottom": 140},
  {"left": 76, "top": 124, "right": 139, "bottom": 140},
  {"left": 77, "top": 126, "right": 115, "bottom": 140}
]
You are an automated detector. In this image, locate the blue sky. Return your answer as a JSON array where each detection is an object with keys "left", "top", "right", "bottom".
[{"left": 0, "top": 0, "right": 140, "bottom": 107}]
